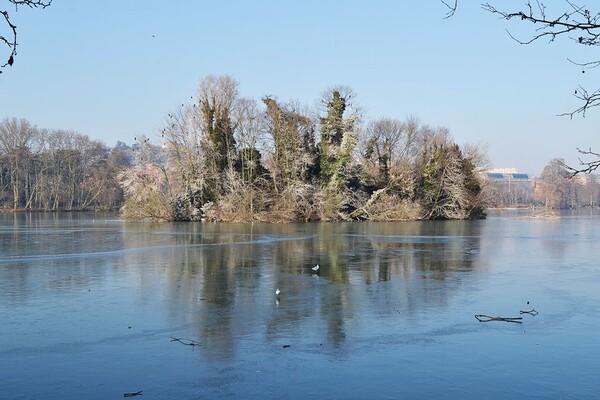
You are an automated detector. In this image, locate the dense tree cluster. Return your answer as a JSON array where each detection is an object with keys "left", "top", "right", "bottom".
[
  {"left": 120, "top": 75, "right": 487, "bottom": 222},
  {"left": 0, "top": 117, "right": 127, "bottom": 210}
]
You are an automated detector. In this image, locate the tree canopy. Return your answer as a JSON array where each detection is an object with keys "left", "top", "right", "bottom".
[{"left": 119, "top": 75, "right": 487, "bottom": 223}]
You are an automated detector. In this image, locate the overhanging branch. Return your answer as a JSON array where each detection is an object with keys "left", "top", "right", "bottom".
[
  {"left": 561, "top": 148, "right": 600, "bottom": 175},
  {"left": 1, "top": 0, "right": 52, "bottom": 73},
  {"left": 441, "top": 0, "right": 457, "bottom": 19},
  {"left": 482, "top": 1, "right": 600, "bottom": 117}
]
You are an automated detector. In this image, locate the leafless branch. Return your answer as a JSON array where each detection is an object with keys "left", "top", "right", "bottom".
[
  {"left": 482, "top": 1, "right": 600, "bottom": 117},
  {"left": 567, "top": 57, "right": 600, "bottom": 69},
  {"left": 10, "top": 0, "right": 52, "bottom": 8},
  {"left": 482, "top": 1, "right": 600, "bottom": 45},
  {"left": 441, "top": 0, "right": 457, "bottom": 19},
  {"left": 475, "top": 314, "right": 523, "bottom": 323},
  {"left": 0, "top": 10, "right": 17, "bottom": 69},
  {"left": 519, "top": 309, "right": 539, "bottom": 315},
  {"left": 561, "top": 147, "right": 600, "bottom": 175},
  {"left": 123, "top": 390, "right": 143, "bottom": 397},
  {"left": 1, "top": 0, "right": 52, "bottom": 73},
  {"left": 170, "top": 336, "right": 200, "bottom": 347},
  {"left": 558, "top": 86, "right": 600, "bottom": 118}
]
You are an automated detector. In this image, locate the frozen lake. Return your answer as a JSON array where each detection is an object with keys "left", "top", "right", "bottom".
[{"left": 1, "top": 211, "right": 599, "bottom": 399}]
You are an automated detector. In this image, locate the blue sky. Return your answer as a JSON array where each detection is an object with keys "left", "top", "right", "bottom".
[{"left": 1, "top": 0, "right": 599, "bottom": 176}]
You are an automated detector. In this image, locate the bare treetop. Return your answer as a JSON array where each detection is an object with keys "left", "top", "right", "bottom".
[
  {"left": 1, "top": 0, "right": 52, "bottom": 73},
  {"left": 562, "top": 148, "right": 600, "bottom": 175},
  {"left": 483, "top": 1, "right": 600, "bottom": 46},
  {"left": 480, "top": 1, "right": 600, "bottom": 117},
  {"left": 441, "top": 1, "right": 600, "bottom": 173},
  {"left": 441, "top": 0, "right": 457, "bottom": 19}
]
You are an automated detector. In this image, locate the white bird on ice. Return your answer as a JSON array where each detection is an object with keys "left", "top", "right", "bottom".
[
  {"left": 312, "top": 264, "right": 320, "bottom": 272},
  {"left": 275, "top": 288, "right": 281, "bottom": 296}
]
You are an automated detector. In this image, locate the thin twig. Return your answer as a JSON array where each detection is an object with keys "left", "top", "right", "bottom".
[
  {"left": 123, "top": 390, "right": 143, "bottom": 397},
  {"left": 441, "top": 0, "right": 457, "bottom": 19},
  {"left": 475, "top": 314, "right": 523, "bottom": 323},
  {"left": 560, "top": 147, "right": 600, "bottom": 175},
  {"left": 519, "top": 308, "right": 539, "bottom": 316},
  {"left": 170, "top": 336, "right": 200, "bottom": 347}
]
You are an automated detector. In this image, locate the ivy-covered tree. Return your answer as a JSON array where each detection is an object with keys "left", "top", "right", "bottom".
[
  {"left": 418, "top": 142, "right": 484, "bottom": 220},
  {"left": 263, "top": 96, "right": 317, "bottom": 190},
  {"left": 116, "top": 76, "right": 488, "bottom": 222},
  {"left": 319, "top": 87, "right": 358, "bottom": 190},
  {"left": 261, "top": 97, "right": 320, "bottom": 221},
  {"left": 317, "top": 87, "right": 359, "bottom": 219},
  {"left": 197, "top": 75, "right": 239, "bottom": 200}
]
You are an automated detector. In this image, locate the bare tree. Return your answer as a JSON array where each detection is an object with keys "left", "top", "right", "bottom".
[
  {"left": 263, "top": 96, "right": 317, "bottom": 191},
  {"left": 1, "top": 0, "right": 51, "bottom": 73},
  {"left": 161, "top": 104, "right": 206, "bottom": 215},
  {"left": 0, "top": 117, "right": 38, "bottom": 208},
  {"left": 539, "top": 157, "right": 573, "bottom": 208},
  {"left": 442, "top": 1, "right": 600, "bottom": 174},
  {"left": 197, "top": 75, "right": 239, "bottom": 177},
  {"left": 119, "top": 135, "right": 172, "bottom": 221},
  {"left": 484, "top": 2, "right": 600, "bottom": 174},
  {"left": 482, "top": 2, "right": 600, "bottom": 117},
  {"left": 577, "top": 173, "right": 600, "bottom": 206},
  {"left": 228, "top": 97, "right": 265, "bottom": 218},
  {"left": 419, "top": 142, "right": 485, "bottom": 220},
  {"left": 361, "top": 117, "right": 423, "bottom": 192},
  {"left": 563, "top": 147, "right": 600, "bottom": 175},
  {"left": 0, "top": 120, "right": 120, "bottom": 210}
]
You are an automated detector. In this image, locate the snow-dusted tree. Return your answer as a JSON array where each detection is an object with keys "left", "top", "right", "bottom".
[
  {"left": 119, "top": 134, "right": 172, "bottom": 220},
  {"left": 318, "top": 87, "right": 359, "bottom": 189},
  {"left": 263, "top": 96, "right": 317, "bottom": 190},
  {"left": 159, "top": 104, "right": 211, "bottom": 220},
  {"left": 360, "top": 116, "right": 424, "bottom": 195},
  {"left": 220, "top": 97, "right": 267, "bottom": 220},
  {"left": 197, "top": 75, "right": 239, "bottom": 199},
  {"left": 262, "top": 96, "right": 320, "bottom": 221},
  {"left": 317, "top": 87, "right": 360, "bottom": 219},
  {"left": 419, "top": 141, "right": 485, "bottom": 220},
  {"left": 120, "top": 76, "right": 242, "bottom": 221}
]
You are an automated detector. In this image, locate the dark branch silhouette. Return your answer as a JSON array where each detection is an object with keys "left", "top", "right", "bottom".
[
  {"left": 441, "top": 0, "right": 457, "bottom": 19},
  {"left": 561, "top": 148, "right": 600, "bottom": 175},
  {"left": 482, "top": 1, "right": 600, "bottom": 46},
  {"left": 1, "top": 0, "right": 52, "bottom": 73},
  {"left": 481, "top": 2, "right": 600, "bottom": 173},
  {"left": 481, "top": 1, "right": 600, "bottom": 117},
  {"left": 442, "top": 1, "right": 600, "bottom": 173}
]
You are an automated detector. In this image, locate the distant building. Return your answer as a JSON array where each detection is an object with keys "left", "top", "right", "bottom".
[
  {"left": 482, "top": 168, "right": 600, "bottom": 208},
  {"left": 485, "top": 172, "right": 530, "bottom": 181},
  {"left": 482, "top": 168, "right": 535, "bottom": 206},
  {"left": 483, "top": 169, "right": 533, "bottom": 184},
  {"left": 486, "top": 168, "right": 519, "bottom": 174}
]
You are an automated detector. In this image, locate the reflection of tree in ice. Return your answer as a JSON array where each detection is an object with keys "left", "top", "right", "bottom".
[{"left": 120, "top": 221, "right": 486, "bottom": 359}]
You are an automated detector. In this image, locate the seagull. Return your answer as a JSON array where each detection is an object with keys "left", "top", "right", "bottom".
[
  {"left": 275, "top": 288, "right": 280, "bottom": 296},
  {"left": 311, "top": 264, "right": 320, "bottom": 272}
]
